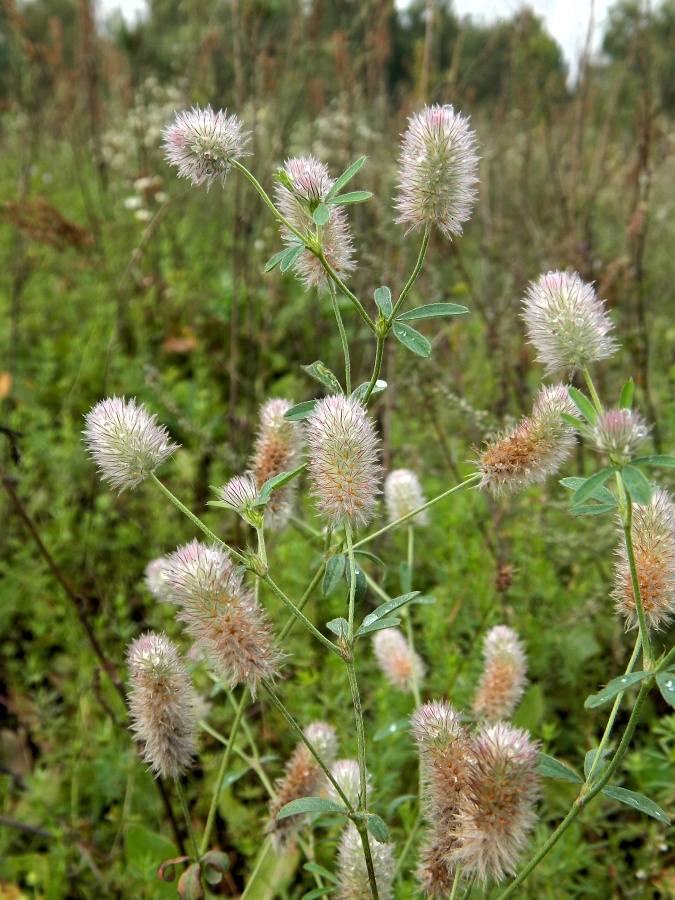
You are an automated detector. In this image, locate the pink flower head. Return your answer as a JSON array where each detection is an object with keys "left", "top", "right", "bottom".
[
  {"left": 163, "top": 106, "right": 250, "bottom": 190},
  {"left": 373, "top": 627, "right": 426, "bottom": 692},
  {"left": 591, "top": 408, "right": 650, "bottom": 466}
]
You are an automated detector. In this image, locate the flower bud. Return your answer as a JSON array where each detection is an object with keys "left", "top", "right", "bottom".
[
  {"left": 216, "top": 474, "right": 263, "bottom": 527},
  {"left": 384, "top": 468, "right": 428, "bottom": 526},
  {"left": 472, "top": 626, "right": 527, "bottom": 722},
  {"left": 163, "top": 106, "right": 250, "bottom": 190}
]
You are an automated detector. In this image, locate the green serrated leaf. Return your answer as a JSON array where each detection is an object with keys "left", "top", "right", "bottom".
[
  {"left": 355, "top": 616, "right": 401, "bottom": 637},
  {"left": 326, "top": 617, "right": 348, "bottom": 638},
  {"left": 367, "top": 814, "right": 390, "bottom": 843},
  {"left": 301, "top": 361, "right": 342, "bottom": 393},
  {"left": 393, "top": 321, "right": 431, "bottom": 357},
  {"left": 568, "top": 387, "right": 598, "bottom": 425},
  {"left": 571, "top": 468, "right": 617, "bottom": 507},
  {"left": 620, "top": 378, "right": 634, "bottom": 409},
  {"left": 351, "top": 379, "right": 387, "bottom": 401},
  {"left": 325, "top": 156, "right": 366, "bottom": 201},
  {"left": 584, "top": 670, "right": 652, "bottom": 709},
  {"left": 264, "top": 248, "right": 289, "bottom": 273},
  {"left": 374, "top": 719, "right": 410, "bottom": 741},
  {"left": 323, "top": 555, "right": 346, "bottom": 597},
  {"left": 632, "top": 454, "right": 675, "bottom": 469},
  {"left": 327, "top": 190, "right": 373, "bottom": 204},
  {"left": 537, "top": 752, "right": 583, "bottom": 784},
  {"left": 276, "top": 797, "right": 347, "bottom": 819},
  {"left": 255, "top": 465, "right": 306, "bottom": 507},
  {"left": 374, "top": 286, "right": 393, "bottom": 317},
  {"left": 279, "top": 242, "right": 305, "bottom": 273},
  {"left": 600, "top": 785, "right": 670, "bottom": 824},
  {"left": 303, "top": 863, "right": 339, "bottom": 884},
  {"left": 656, "top": 672, "right": 675, "bottom": 707},
  {"left": 284, "top": 400, "right": 317, "bottom": 421},
  {"left": 622, "top": 466, "right": 653, "bottom": 505},
  {"left": 396, "top": 302, "right": 469, "bottom": 321},
  {"left": 570, "top": 502, "right": 618, "bottom": 516},
  {"left": 560, "top": 477, "right": 616, "bottom": 504},
  {"left": 312, "top": 203, "right": 330, "bottom": 226}
]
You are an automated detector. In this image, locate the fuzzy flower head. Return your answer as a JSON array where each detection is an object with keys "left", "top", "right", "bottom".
[
  {"left": 274, "top": 156, "right": 355, "bottom": 290},
  {"left": 216, "top": 474, "right": 262, "bottom": 527},
  {"left": 373, "top": 627, "right": 426, "bottom": 692},
  {"left": 394, "top": 104, "right": 479, "bottom": 240},
  {"left": 478, "top": 384, "right": 577, "bottom": 496},
  {"left": 83, "top": 397, "right": 179, "bottom": 492},
  {"left": 266, "top": 722, "right": 338, "bottom": 847},
  {"left": 164, "top": 540, "right": 283, "bottom": 693},
  {"left": 384, "top": 468, "right": 428, "bottom": 526},
  {"left": 306, "top": 395, "right": 382, "bottom": 529},
  {"left": 144, "top": 557, "right": 172, "bottom": 602},
  {"left": 613, "top": 490, "right": 675, "bottom": 631},
  {"left": 335, "top": 823, "right": 396, "bottom": 900},
  {"left": 126, "top": 632, "right": 198, "bottom": 780},
  {"left": 249, "top": 399, "right": 304, "bottom": 531},
  {"left": 591, "top": 408, "right": 650, "bottom": 466},
  {"left": 472, "top": 625, "right": 528, "bottom": 722},
  {"left": 327, "top": 759, "right": 367, "bottom": 808},
  {"left": 521, "top": 271, "right": 619, "bottom": 374},
  {"left": 163, "top": 106, "right": 250, "bottom": 189}
]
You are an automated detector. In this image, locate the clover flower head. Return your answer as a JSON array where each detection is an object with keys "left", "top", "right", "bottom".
[
  {"left": 472, "top": 625, "right": 528, "bottom": 722},
  {"left": 163, "top": 105, "right": 250, "bottom": 189},
  {"left": 335, "top": 823, "right": 396, "bottom": 900},
  {"left": 144, "top": 557, "right": 172, "bottom": 601},
  {"left": 327, "top": 759, "right": 366, "bottom": 808},
  {"left": 373, "top": 627, "right": 426, "bottom": 692},
  {"left": 384, "top": 468, "right": 428, "bottom": 525},
  {"left": 591, "top": 408, "right": 650, "bottom": 465},
  {"left": 249, "top": 398, "right": 304, "bottom": 531}
]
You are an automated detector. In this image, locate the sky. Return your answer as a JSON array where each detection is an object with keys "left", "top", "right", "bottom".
[{"left": 97, "top": 0, "right": 619, "bottom": 80}]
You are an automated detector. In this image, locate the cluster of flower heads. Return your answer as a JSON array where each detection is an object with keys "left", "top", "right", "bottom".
[
  {"left": 472, "top": 626, "right": 528, "bottom": 722},
  {"left": 373, "top": 627, "right": 426, "bottom": 693},
  {"left": 412, "top": 700, "right": 540, "bottom": 890},
  {"left": 477, "top": 384, "right": 577, "bottom": 496},
  {"left": 384, "top": 468, "right": 428, "bottom": 526},
  {"left": 613, "top": 490, "right": 675, "bottom": 631},
  {"left": 274, "top": 156, "right": 356, "bottom": 289},
  {"left": 126, "top": 632, "right": 198, "bottom": 781}
]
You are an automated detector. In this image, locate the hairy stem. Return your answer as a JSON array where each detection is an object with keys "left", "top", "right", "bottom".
[
  {"left": 362, "top": 333, "right": 385, "bottom": 405},
  {"left": 390, "top": 227, "right": 431, "bottom": 321},
  {"left": 582, "top": 366, "right": 604, "bottom": 416},
  {"left": 330, "top": 282, "right": 352, "bottom": 394},
  {"left": 175, "top": 782, "right": 199, "bottom": 861}
]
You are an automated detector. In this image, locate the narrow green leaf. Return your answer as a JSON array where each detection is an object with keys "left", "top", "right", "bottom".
[
  {"left": 632, "top": 454, "right": 675, "bottom": 469},
  {"left": 264, "top": 248, "right": 289, "bottom": 273},
  {"left": 367, "top": 814, "right": 390, "bottom": 843},
  {"left": 348, "top": 560, "right": 367, "bottom": 605},
  {"left": 284, "top": 400, "right": 317, "bottom": 421},
  {"left": 359, "top": 593, "right": 420, "bottom": 631},
  {"left": 620, "top": 378, "right": 634, "bottom": 409},
  {"left": 396, "top": 302, "right": 469, "bottom": 321},
  {"left": 323, "top": 555, "right": 346, "bottom": 597},
  {"left": 399, "top": 561, "right": 412, "bottom": 594},
  {"left": 312, "top": 203, "right": 330, "bottom": 226},
  {"left": 219, "top": 767, "right": 250, "bottom": 789},
  {"left": 254, "top": 465, "right": 306, "bottom": 507},
  {"left": 584, "top": 748, "right": 613, "bottom": 780},
  {"left": 656, "top": 672, "right": 675, "bottom": 707},
  {"left": 572, "top": 468, "right": 616, "bottom": 507},
  {"left": 276, "top": 797, "right": 347, "bottom": 819},
  {"left": 302, "top": 361, "right": 342, "bottom": 394},
  {"left": 568, "top": 387, "right": 598, "bottom": 425},
  {"left": 561, "top": 413, "right": 584, "bottom": 429},
  {"left": 570, "top": 502, "right": 618, "bottom": 516},
  {"left": 412, "top": 594, "right": 437, "bottom": 605},
  {"left": 537, "top": 752, "right": 583, "bottom": 784},
  {"left": 302, "top": 889, "right": 333, "bottom": 900},
  {"left": 353, "top": 550, "right": 387, "bottom": 573},
  {"left": 560, "top": 477, "right": 616, "bottom": 504},
  {"left": 386, "top": 794, "right": 417, "bottom": 820},
  {"left": 279, "top": 242, "right": 305, "bottom": 272},
  {"left": 374, "top": 719, "right": 410, "bottom": 741},
  {"left": 303, "top": 863, "right": 339, "bottom": 884},
  {"left": 600, "top": 785, "right": 670, "bottom": 824},
  {"left": 351, "top": 379, "right": 387, "bottom": 401},
  {"left": 327, "top": 190, "right": 373, "bottom": 204},
  {"left": 374, "top": 286, "right": 393, "bottom": 317},
  {"left": 584, "top": 670, "right": 652, "bottom": 709},
  {"left": 393, "top": 322, "right": 431, "bottom": 358},
  {"left": 325, "top": 156, "right": 366, "bottom": 201},
  {"left": 326, "top": 617, "right": 348, "bottom": 638},
  {"left": 622, "top": 466, "right": 653, "bottom": 505},
  {"left": 355, "top": 616, "right": 401, "bottom": 637}
]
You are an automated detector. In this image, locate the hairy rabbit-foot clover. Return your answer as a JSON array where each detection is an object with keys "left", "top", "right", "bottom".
[
  {"left": 327, "top": 759, "right": 366, "bottom": 808},
  {"left": 144, "top": 557, "right": 172, "bottom": 602},
  {"left": 335, "top": 823, "right": 396, "bottom": 900},
  {"left": 521, "top": 271, "right": 619, "bottom": 373},
  {"left": 217, "top": 474, "right": 261, "bottom": 526},
  {"left": 384, "top": 468, "right": 429, "bottom": 525},
  {"left": 472, "top": 625, "right": 528, "bottom": 722},
  {"left": 306, "top": 394, "right": 381, "bottom": 528},
  {"left": 373, "top": 627, "right": 426, "bottom": 692},
  {"left": 126, "top": 632, "right": 198, "bottom": 781},
  {"left": 165, "top": 540, "right": 283, "bottom": 693},
  {"left": 613, "top": 490, "right": 675, "bottom": 631},
  {"left": 266, "top": 722, "right": 338, "bottom": 847},
  {"left": 591, "top": 408, "right": 650, "bottom": 465},
  {"left": 477, "top": 384, "right": 577, "bottom": 496},
  {"left": 83, "top": 396, "right": 179, "bottom": 491},
  {"left": 395, "top": 104, "right": 479, "bottom": 239},
  {"left": 249, "top": 398, "right": 305, "bottom": 530},
  {"left": 162, "top": 105, "right": 250, "bottom": 189},
  {"left": 275, "top": 156, "right": 356, "bottom": 289}
]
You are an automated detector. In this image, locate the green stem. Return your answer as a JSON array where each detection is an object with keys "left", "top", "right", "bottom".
[
  {"left": 149, "top": 473, "right": 247, "bottom": 565},
  {"left": 240, "top": 836, "right": 273, "bottom": 900},
  {"left": 199, "top": 688, "right": 248, "bottom": 856},
  {"left": 263, "top": 574, "right": 340, "bottom": 656},
  {"left": 330, "top": 282, "right": 352, "bottom": 394},
  {"left": 175, "top": 782, "right": 199, "bottom": 862},
  {"left": 581, "top": 366, "right": 604, "bottom": 416},
  {"left": 317, "top": 251, "right": 377, "bottom": 333},
  {"left": 405, "top": 526, "right": 422, "bottom": 709},
  {"left": 620, "top": 482, "right": 653, "bottom": 668},
  {"left": 277, "top": 563, "right": 325, "bottom": 642},
  {"left": 231, "top": 160, "right": 307, "bottom": 246},
  {"left": 448, "top": 864, "right": 463, "bottom": 900},
  {"left": 353, "top": 474, "right": 480, "bottom": 550},
  {"left": 394, "top": 814, "right": 422, "bottom": 880},
  {"left": 361, "top": 333, "right": 385, "bottom": 405},
  {"left": 389, "top": 227, "right": 431, "bottom": 321}
]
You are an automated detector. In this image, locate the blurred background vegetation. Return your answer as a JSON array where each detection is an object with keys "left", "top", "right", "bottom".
[{"left": 1, "top": 0, "right": 675, "bottom": 896}]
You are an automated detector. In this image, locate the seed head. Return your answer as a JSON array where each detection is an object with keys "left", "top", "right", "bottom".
[
  {"left": 249, "top": 399, "right": 304, "bottom": 531},
  {"left": 477, "top": 384, "right": 577, "bottom": 496},
  {"left": 306, "top": 395, "right": 382, "bottom": 529},
  {"left": 521, "top": 271, "right": 619, "bottom": 374},
  {"left": 472, "top": 626, "right": 528, "bottom": 722},
  {"left": 126, "top": 632, "right": 198, "bottom": 781},
  {"left": 164, "top": 540, "right": 283, "bottom": 693},
  {"left": 266, "top": 722, "right": 338, "bottom": 847},
  {"left": 275, "top": 156, "right": 355, "bottom": 289},
  {"left": 144, "top": 557, "right": 172, "bottom": 601},
  {"left": 83, "top": 396, "right": 179, "bottom": 492},
  {"left": 373, "top": 627, "right": 426, "bottom": 692},
  {"left": 384, "top": 468, "right": 428, "bottom": 526},
  {"left": 613, "top": 490, "right": 675, "bottom": 631},
  {"left": 163, "top": 106, "right": 250, "bottom": 190},
  {"left": 591, "top": 408, "right": 650, "bottom": 466},
  {"left": 335, "top": 823, "right": 396, "bottom": 900},
  {"left": 394, "top": 104, "right": 479, "bottom": 240}
]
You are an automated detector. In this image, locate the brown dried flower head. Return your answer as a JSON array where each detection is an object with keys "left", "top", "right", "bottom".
[{"left": 472, "top": 625, "right": 528, "bottom": 722}]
